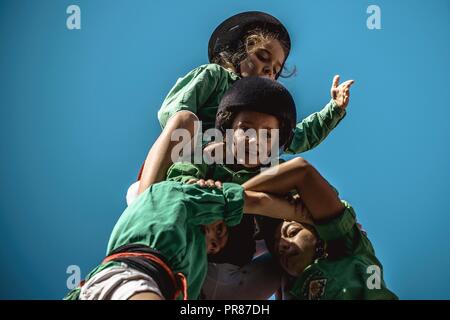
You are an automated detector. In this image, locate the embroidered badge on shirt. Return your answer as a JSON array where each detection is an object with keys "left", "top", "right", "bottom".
[{"left": 308, "top": 278, "right": 327, "bottom": 300}]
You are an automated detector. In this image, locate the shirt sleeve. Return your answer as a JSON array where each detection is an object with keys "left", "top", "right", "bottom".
[
  {"left": 182, "top": 182, "right": 244, "bottom": 227},
  {"left": 314, "top": 200, "right": 376, "bottom": 258},
  {"left": 285, "top": 99, "right": 346, "bottom": 154},
  {"left": 157, "top": 64, "right": 228, "bottom": 128},
  {"left": 166, "top": 162, "right": 208, "bottom": 184},
  {"left": 315, "top": 200, "right": 356, "bottom": 241}
]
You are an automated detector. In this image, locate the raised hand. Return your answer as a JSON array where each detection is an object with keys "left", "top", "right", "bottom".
[{"left": 331, "top": 75, "right": 355, "bottom": 109}]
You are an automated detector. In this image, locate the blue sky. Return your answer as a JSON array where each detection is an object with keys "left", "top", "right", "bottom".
[{"left": 0, "top": 0, "right": 449, "bottom": 299}]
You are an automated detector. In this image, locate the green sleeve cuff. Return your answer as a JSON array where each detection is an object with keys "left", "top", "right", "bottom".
[
  {"left": 221, "top": 182, "right": 245, "bottom": 227},
  {"left": 315, "top": 200, "right": 356, "bottom": 241},
  {"left": 329, "top": 99, "right": 346, "bottom": 118},
  {"left": 324, "top": 99, "right": 346, "bottom": 129}
]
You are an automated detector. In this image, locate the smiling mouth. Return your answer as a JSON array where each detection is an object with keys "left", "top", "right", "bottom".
[{"left": 244, "top": 147, "right": 259, "bottom": 155}]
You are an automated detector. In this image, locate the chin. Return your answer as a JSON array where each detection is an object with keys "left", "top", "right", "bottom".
[
  {"left": 282, "top": 258, "right": 305, "bottom": 277},
  {"left": 286, "top": 268, "right": 302, "bottom": 277}
]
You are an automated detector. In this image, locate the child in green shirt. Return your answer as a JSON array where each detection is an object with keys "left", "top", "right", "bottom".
[
  {"left": 64, "top": 179, "right": 310, "bottom": 300},
  {"left": 131, "top": 11, "right": 354, "bottom": 199},
  {"left": 242, "top": 159, "right": 398, "bottom": 300},
  {"left": 163, "top": 73, "right": 354, "bottom": 299}
]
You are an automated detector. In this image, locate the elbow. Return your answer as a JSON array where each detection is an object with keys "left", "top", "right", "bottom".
[
  {"left": 289, "top": 157, "right": 316, "bottom": 177},
  {"left": 290, "top": 157, "right": 310, "bottom": 169},
  {"left": 165, "top": 110, "right": 199, "bottom": 135}
]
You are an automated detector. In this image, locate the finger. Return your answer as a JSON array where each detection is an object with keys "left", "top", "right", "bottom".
[
  {"left": 206, "top": 179, "right": 216, "bottom": 187},
  {"left": 186, "top": 179, "right": 198, "bottom": 184},
  {"left": 331, "top": 88, "right": 338, "bottom": 99},
  {"left": 341, "top": 80, "right": 355, "bottom": 88},
  {"left": 343, "top": 95, "right": 349, "bottom": 105},
  {"left": 197, "top": 179, "right": 206, "bottom": 187},
  {"left": 215, "top": 181, "right": 222, "bottom": 189},
  {"left": 332, "top": 75, "right": 340, "bottom": 89}
]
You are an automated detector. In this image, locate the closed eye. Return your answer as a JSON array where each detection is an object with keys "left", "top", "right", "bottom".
[
  {"left": 285, "top": 224, "right": 302, "bottom": 238},
  {"left": 256, "top": 51, "right": 270, "bottom": 62}
]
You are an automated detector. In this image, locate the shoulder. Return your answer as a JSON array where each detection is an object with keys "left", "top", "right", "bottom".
[
  {"left": 190, "top": 63, "right": 240, "bottom": 80},
  {"left": 202, "top": 63, "right": 236, "bottom": 75}
]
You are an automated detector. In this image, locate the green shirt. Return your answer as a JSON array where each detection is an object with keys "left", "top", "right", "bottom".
[
  {"left": 166, "top": 161, "right": 271, "bottom": 266},
  {"left": 166, "top": 161, "right": 262, "bottom": 185},
  {"left": 166, "top": 159, "right": 296, "bottom": 267},
  {"left": 66, "top": 181, "right": 244, "bottom": 300},
  {"left": 287, "top": 201, "right": 398, "bottom": 300},
  {"left": 158, "top": 64, "right": 239, "bottom": 131},
  {"left": 158, "top": 63, "right": 346, "bottom": 154}
]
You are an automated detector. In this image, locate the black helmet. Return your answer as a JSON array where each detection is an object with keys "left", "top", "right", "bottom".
[
  {"left": 208, "top": 11, "right": 291, "bottom": 79},
  {"left": 215, "top": 76, "right": 296, "bottom": 149}
]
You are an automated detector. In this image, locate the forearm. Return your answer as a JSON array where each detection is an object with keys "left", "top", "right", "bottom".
[
  {"left": 242, "top": 159, "right": 305, "bottom": 195},
  {"left": 138, "top": 111, "right": 199, "bottom": 194},
  {"left": 285, "top": 100, "right": 346, "bottom": 154},
  {"left": 314, "top": 99, "right": 346, "bottom": 130},
  {"left": 244, "top": 190, "right": 291, "bottom": 218},
  {"left": 242, "top": 158, "right": 344, "bottom": 221},
  {"left": 243, "top": 190, "right": 311, "bottom": 224}
]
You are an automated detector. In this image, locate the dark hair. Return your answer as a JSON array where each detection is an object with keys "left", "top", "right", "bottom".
[{"left": 211, "top": 28, "right": 296, "bottom": 78}]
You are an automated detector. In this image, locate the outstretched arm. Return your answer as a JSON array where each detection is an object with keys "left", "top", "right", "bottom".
[{"left": 285, "top": 75, "right": 355, "bottom": 154}]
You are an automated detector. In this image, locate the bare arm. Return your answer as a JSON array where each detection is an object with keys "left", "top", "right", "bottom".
[
  {"left": 242, "top": 158, "right": 344, "bottom": 222},
  {"left": 243, "top": 190, "right": 312, "bottom": 224}
]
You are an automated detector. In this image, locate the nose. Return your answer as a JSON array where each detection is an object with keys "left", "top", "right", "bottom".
[
  {"left": 207, "top": 240, "right": 219, "bottom": 254},
  {"left": 285, "top": 244, "right": 297, "bottom": 256},
  {"left": 262, "top": 65, "right": 274, "bottom": 79}
]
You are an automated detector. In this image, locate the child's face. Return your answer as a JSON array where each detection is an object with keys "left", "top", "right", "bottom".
[
  {"left": 204, "top": 221, "right": 229, "bottom": 255},
  {"left": 239, "top": 39, "right": 285, "bottom": 80},
  {"left": 229, "top": 111, "right": 280, "bottom": 168},
  {"left": 274, "top": 221, "right": 318, "bottom": 276}
]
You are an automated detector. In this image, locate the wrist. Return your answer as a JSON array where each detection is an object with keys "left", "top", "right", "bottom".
[{"left": 330, "top": 99, "right": 346, "bottom": 116}]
